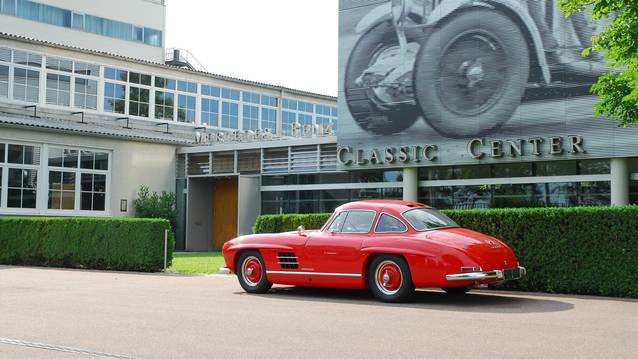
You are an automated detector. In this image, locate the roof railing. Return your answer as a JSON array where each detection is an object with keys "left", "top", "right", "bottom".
[{"left": 165, "top": 48, "right": 208, "bottom": 72}]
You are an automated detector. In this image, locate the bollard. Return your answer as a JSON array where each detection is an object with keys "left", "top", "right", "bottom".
[{"left": 164, "top": 229, "right": 168, "bottom": 271}]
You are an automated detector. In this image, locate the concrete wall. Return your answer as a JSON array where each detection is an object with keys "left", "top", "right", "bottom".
[
  {"left": 0, "top": 0, "right": 165, "bottom": 62},
  {"left": 186, "top": 178, "right": 213, "bottom": 251},
  {"left": 0, "top": 127, "right": 176, "bottom": 216}
]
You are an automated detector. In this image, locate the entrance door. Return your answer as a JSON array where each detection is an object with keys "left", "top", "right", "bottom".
[{"left": 212, "top": 177, "right": 238, "bottom": 250}]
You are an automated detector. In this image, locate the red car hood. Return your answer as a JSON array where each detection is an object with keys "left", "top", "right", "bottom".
[{"left": 423, "top": 227, "right": 518, "bottom": 269}]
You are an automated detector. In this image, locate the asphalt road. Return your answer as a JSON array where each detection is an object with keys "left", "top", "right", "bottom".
[{"left": 1, "top": 266, "right": 637, "bottom": 359}]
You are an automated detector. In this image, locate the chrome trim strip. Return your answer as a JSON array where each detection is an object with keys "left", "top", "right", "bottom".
[{"left": 266, "top": 270, "right": 362, "bottom": 277}]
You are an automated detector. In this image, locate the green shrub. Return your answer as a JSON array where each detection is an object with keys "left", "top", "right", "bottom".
[
  {"left": 0, "top": 217, "right": 174, "bottom": 272},
  {"left": 134, "top": 185, "right": 177, "bottom": 231},
  {"left": 253, "top": 206, "right": 638, "bottom": 298}
]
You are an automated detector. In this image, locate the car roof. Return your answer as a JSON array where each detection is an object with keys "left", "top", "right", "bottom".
[{"left": 336, "top": 200, "right": 431, "bottom": 213}]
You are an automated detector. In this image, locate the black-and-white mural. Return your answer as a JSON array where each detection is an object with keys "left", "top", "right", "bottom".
[{"left": 338, "top": 0, "right": 627, "bottom": 168}]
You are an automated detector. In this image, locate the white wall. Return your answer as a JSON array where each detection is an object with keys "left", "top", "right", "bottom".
[
  {"left": 0, "top": 0, "right": 166, "bottom": 62},
  {"left": 0, "top": 127, "right": 177, "bottom": 216}
]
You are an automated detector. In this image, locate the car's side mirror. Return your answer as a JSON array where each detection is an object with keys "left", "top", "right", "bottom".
[{"left": 297, "top": 225, "right": 306, "bottom": 236}]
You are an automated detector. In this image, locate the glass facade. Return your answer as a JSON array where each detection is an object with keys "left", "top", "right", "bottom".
[
  {"left": 0, "top": 46, "right": 339, "bottom": 136},
  {"left": 0, "top": 0, "right": 163, "bottom": 47},
  {"left": 260, "top": 161, "right": 613, "bottom": 214}
]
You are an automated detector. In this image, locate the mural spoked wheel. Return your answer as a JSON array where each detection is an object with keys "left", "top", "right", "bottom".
[
  {"left": 344, "top": 21, "right": 421, "bottom": 135},
  {"left": 413, "top": 9, "right": 530, "bottom": 138},
  {"left": 237, "top": 251, "right": 272, "bottom": 293}
]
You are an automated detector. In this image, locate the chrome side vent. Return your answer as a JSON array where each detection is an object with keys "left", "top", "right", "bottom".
[{"left": 277, "top": 252, "right": 298, "bottom": 269}]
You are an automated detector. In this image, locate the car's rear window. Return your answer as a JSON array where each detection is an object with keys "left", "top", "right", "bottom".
[{"left": 402, "top": 208, "right": 458, "bottom": 231}]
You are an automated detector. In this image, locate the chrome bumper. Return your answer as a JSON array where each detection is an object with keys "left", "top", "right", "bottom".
[{"left": 446, "top": 266, "right": 526, "bottom": 282}]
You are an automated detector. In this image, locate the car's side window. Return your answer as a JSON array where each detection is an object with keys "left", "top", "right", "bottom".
[
  {"left": 340, "top": 210, "right": 376, "bottom": 234},
  {"left": 327, "top": 212, "right": 347, "bottom": 233},
  {"left": 375, "top": 213, "right": 407, "bottom": 233}
]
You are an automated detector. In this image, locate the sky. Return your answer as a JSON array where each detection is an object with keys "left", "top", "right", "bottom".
[{"left": 165, "top": 0, "right": 339, "bottom": 97}]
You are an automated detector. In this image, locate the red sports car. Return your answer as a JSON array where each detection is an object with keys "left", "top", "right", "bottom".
[{"left": 222, "top": 200, "right": 526, "bottom": 302}]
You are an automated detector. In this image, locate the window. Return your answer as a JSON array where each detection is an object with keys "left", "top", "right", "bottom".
[
  {"left": 5, "top": 144, "right": 40, "bottom": 209},
  {"left": 74, "top": 78, "right": 97, "bottom": 109},
  {"left": 283, "top": 99, "right": 297, "bottom": 110},
  {"left": 74, "top": 61, "right": 99, "bottom": 77},
  {"left": 177, "top": 94, "right": 195, "bottom": 123},
  {"left": 340, "top": 211, "right": 376, "bottom": 233},
  {"left": 298, "top": 101, "right": 314, "bottom": 113},
  {"left": 201, "top": 85, "right": 220, "bottom": 97},
  {"left": 48, "top": 171, "right": 75, "bottom": 210},
  {"left": 155, "top": 91, "right": 174, "bottom": 120},
  {"left": 282, "top": 111, "right": 296, "bottom": 136},
  {"left": 155, "top": 76, "right": 176, "bottom": 90},
  {"left": 201, "top": 98, "right": 219, "bottom": 126},
  {"left": 81, "top": 173, "right": 106, "bottom": 211},
  {"left": 262, "top": 108, "right": 277, "bottom": 134},
  {"left": 375, "top": 214, "right": 407, "bottom": 233},
  {"left": 261, "top": 95, "right": 278, "bottom": 107},
  {"left": 298, "top": 113, "right": 312, "bottom": 127},
  {"left": 46, "top": 57, "right": 72, "bottom": 72},
  {"left": 221, "top": 101, "right": 239, "bottom": 129},
  {"left": 47, "top": 147, "right": 108, "bottom": 212},
  {"left": 104, "top": 82, "right": 125, "bottom": 114},
  {"left": 243, "top": 105, "right": 259, "bottom": 131},
  {"left": 129, "top": 87, "right": 149, "bottom": 117},
  {"left": 71, "top": 11, "right": 84, "bottom": 30},
  {"left": 0, "top": 64, "right": 8, "bottom": 98},
  {"left": 45, "top": 73, "right": 71, "bottom": 106},
  {"left": 133, "top": 26, "right": 144, "bottom": 42},
  {"left": 13, "top": 68, "right": 39, "bottom": 103},
  {"left": 242, "top": 91, "right": 260, "bottom": 104},
  {"left": 129, "top": 72, "right": 151, "bottom": 86},
  {"left": 221, "top": 88, "right": 240, "bottom": 101},
  {"left": 144, "top": 28, "right": 162, "bottom": 47},
  {"left": 104, "top": 67, "right": 127, "bottom": 82},
  {"left": 327, "top": 212, "right": 347, "bottom": 233},
  {"left": 80, "top": 150, "right": 108, "bottom": 170},
  {"left": 13, "top": 50, "right": 41, "bottom": 67},
  {"left": 177, "top": 80, "right": 197, "bottom": 94},
  {"left": 7, "top": 168, "right": 37, "bottom": 208},
  {"left": 2, "top": 0, "right": 16, "bottom": 15},
  {"left": 403, "top": 208, "right": 458, "bottom": 231}
]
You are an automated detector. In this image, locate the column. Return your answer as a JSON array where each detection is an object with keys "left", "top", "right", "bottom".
[
  {"left": 610, "top": 157, "right": 629, "bottom": 206},
  {"left": 403, "top": 167, "right": 419, "bottom": 202}
]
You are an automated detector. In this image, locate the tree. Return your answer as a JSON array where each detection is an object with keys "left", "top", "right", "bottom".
[
  {"left": 559, "top": 0, "right": 638, "bottom": 126},
  {"left": 134, "top": 185, "right": 177, "bottom": 231}
]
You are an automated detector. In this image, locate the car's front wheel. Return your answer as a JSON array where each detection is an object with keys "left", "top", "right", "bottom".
[
  {"left": 368, "top": 255, "right": 414, "bottom": 302},
  {"left": 236, "top": 251, "right": 272, "bottom": 294}
]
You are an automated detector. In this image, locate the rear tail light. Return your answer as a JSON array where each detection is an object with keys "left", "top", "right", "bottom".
[{"left": 461, "top": 266, "right": 482, "bottom": 273}]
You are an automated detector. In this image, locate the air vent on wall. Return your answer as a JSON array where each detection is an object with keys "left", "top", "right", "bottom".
[{"left": 277, "top": 252, "right": 298, "bottom": 269}]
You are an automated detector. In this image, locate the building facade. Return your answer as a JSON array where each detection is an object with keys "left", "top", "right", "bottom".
[{"left": 1, "top": 0, "right": 638, "bottom": 254}]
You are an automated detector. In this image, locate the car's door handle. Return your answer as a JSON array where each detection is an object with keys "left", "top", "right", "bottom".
[{"left": 324, "top": 251, "right": 337, "bottom": 255}]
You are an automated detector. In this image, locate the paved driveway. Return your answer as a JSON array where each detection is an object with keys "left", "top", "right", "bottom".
[{"left": 1, "top": 266, "right": 636, "bottom": 358}]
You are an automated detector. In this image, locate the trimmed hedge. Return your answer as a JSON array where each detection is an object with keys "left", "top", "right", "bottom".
[
  {"left": 253, "top": 206, "right": 638, "bottom": 298},
  {"left": 0, "top": 217, "right": 174, "bottom": 272}
]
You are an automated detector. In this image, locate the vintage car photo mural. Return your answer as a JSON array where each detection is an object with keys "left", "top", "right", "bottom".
[
  {"left": 338, "top": 0, "right": 635, "bottom": 170},
  {"left": 222, "top": 200, "right": 526, "bottom": 303},
  {"left": 343, "top": 0, "right": 610, "bottom": 138}
]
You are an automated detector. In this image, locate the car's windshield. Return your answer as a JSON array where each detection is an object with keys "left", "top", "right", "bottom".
[{"left": 402, "top": 208, "right": 458, "bottom": 231}]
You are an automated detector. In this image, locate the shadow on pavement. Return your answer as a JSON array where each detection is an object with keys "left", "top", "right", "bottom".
[{"left": 238, "top": 286, "right": 575, "bottom": 314}]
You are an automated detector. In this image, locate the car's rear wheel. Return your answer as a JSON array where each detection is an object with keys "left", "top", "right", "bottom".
[
  {"left": 443, "top": 286, "right": 471, "bottom": 295},
  {"left": 236, "top": 251, "right": 272, "bottom": 294},
  {"left": 368, "top": 255, "right": 414, "bottom": 303}
]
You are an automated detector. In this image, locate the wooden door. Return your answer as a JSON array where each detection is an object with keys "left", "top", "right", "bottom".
[{"left": 212, "top": 177, "right": 238, "bottom": 250}]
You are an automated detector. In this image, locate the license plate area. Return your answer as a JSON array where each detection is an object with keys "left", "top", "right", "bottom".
[{"left": 504, "top": 267, "right": 522, "bottom": 281}]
